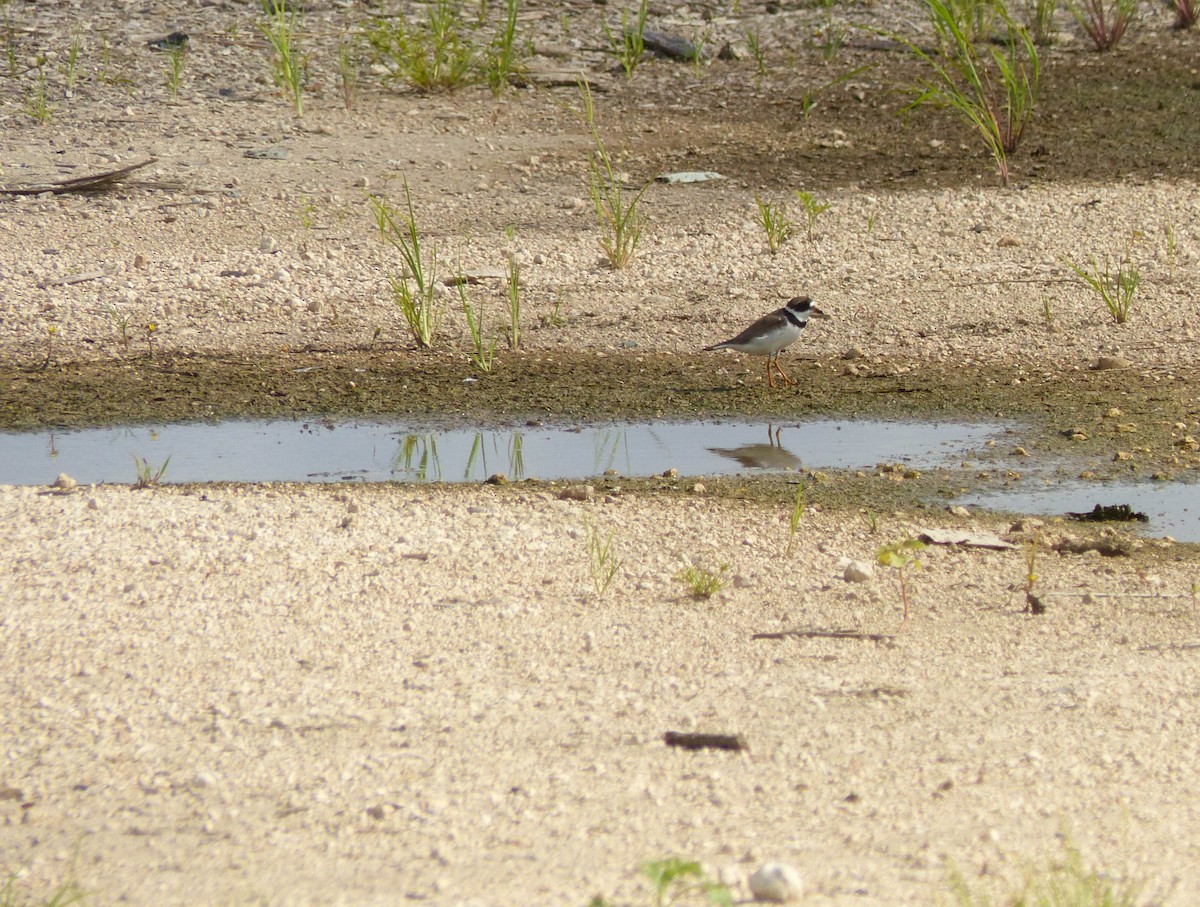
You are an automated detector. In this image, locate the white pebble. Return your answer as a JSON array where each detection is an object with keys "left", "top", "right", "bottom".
[
  {"left": 843, "top": 560, "right": 874, "bottom": 583},
  {"left": 749, "top": 862, "right": 803, "bottom": 902}
]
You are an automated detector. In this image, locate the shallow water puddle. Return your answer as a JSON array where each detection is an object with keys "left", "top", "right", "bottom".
[
  {"left": 964, "top": 480, "right": 1200, "bottom": 543},
  {"left": 1, "top": 417, "right": 1003, "bottom": 485}
]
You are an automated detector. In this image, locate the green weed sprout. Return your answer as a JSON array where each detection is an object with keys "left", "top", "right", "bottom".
[
  {"left": 102, "top": 304, "right": 132, "bottom": 352},
  {"left": 64, "top": 31, "right": 83, "bottom": 92},
  {"left": 367, "top": 0, "right": 476, "bottom": 92},
  {"left": 746, "top": 28, "right": 767, "bottom": 76},
  {"left": 132, "top": 454, "right": 171, "bottom": 488},
  {"left": 1024, "top": 0, "right": 1059, "bottom": 43},
  {"left": 26, "top": 55, "right": 52, "bottom": 124},
  {"left": 948, "top": 842, "right": 1142, "bottom": 906},
  {"left": 482, "top": 0, "right": 522, "bottom": 95},
  {"left": 505, "top": 256, "right": 521, "bottom": 350},
  {"left": 754, "top": 193, "right": 792, "bottom": 254},
  {"left": 260, "top": 0, "right": 305, "bottom": 115},
  {"left": 338, "top": 40, "right": 359, "bottom": 109},
  {"left": 603, "top": 0, "right": 650, "bottom": 78},
  {"left": 901, "top": 0, "right": 1039, "bottom": 186},
  {"left": 579, "top": 80, "right": 650, "bottom": 268},
  {"left": 1066, "top": 251, "right": 1139, "bottom": 324},
  {"left": 459, "top": 282, "right": 496, "bottom": 373},
  {"left": 939, "top": 0, "right": 1000, "bottom": 42},
  {"left": 369, "top": 182, "right": 443, "bottom": 348},
  {"left": 585, "top": 519, "right": 622, "bottom": 596},
  {"left": 793, "top": 190, "right": 830, "bottom": 240},
  {"left": 675, "top": 562, "right": 730, "bottom": 600},
  {"left": 166, "top": 43, "right": 186, "bottom": 95},
  {"left": 642, "top": 858, "right": 732, "bottom": 907},
  {"left": 877, "top": 537, "right": 925, "bottom": 621}
]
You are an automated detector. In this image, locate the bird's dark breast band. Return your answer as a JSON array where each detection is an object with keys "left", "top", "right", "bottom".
[{"left": 780, "top": 308, "right": 806, "bottom": 329}]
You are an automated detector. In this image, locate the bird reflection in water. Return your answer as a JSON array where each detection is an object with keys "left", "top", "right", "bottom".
[{"left": 707, "top": 424, "right": 803, "bottom": 470}]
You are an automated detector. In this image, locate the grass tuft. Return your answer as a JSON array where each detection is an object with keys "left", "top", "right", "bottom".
[
  {"left": 675, "top": 562, "right": 730, "bottom": 600},
  {"left": 260, "top": 0, "right": 305, "bottom": 115},
  {"left": 602, "top": 0, "right": 649, "bottom": 78},
  {"left": 1068, "top": 0, "right": 1138, "bottom": 49},
  {"left": 1066, "top": 250, "right": 1139, "bottom": 324},
  {"left": 901, "top": 0, "right": 1039, "bottom": 186},
  {"left": 369, "top": 180, "right": 443, "bottom": 348},
  {"left": 754, "top": 193, "right": 792, "bottom": 254},
  {"left": 578, "top": 80, "right": 650, "bottom": 268}
]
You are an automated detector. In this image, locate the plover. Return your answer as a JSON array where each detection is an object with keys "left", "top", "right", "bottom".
[{"left": 704, "top": 296, "right": 827, "bottom": 387}]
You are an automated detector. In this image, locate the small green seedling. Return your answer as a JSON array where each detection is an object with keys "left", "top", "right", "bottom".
[
  {"left": 579, "top": 80, "right": 650, "bottom": 268},
  {"left": 602, "top": 0, "right": 650, "bottom": 78},
  {"left": 877, "top": 537, "right": 926, "bottom": 621},
  {"left": 260, "top": 0, "right": 304, "bottom": 115},
  {"left": 1022, "top": 534, "right": 1044, "bottom": 613},
  {"left": 505, "top": 256, "right": 521, "bottom": 350},
  {"left": 482, "top": 0, "right": 522, "bottom": 95},
  {"left": 64, "top": 31, "right": 83, "bottom": 91},
  {"left": 1067, "top": 251, "right": 1139, "bottom": 324},
  {"left": 26, "top": 54, "right": 52, "bottom": 124},
  {"left": 754, "top": 193, "right": 792, "bottom": 254},
  {"left": 948, "top": 841, "right": 1143, "bottom": 907},
  {"left": 166, "top": 43, "right": 186, "bottom": 95},
  {"left": 793, "top": 190, "right": 830, "bottom": 240},
  {"left": 585, "top": 519, "right": 622, "bottom": 596},
  {"left": 675, "top": 562, "right": 730, "bottom": 600},
  {"left": 746, "top": 28, "right": 766, "bottom": 76},
  {"left": 642, "top": 858, "right": 733, "bottom": 907},
  {"left": 144, "top": 322, "right": 158, "bottom": 359},
  {"left": 132, "top": 454, "right": 171, "bottom": 488},
  {"left": 338, "top": 39, "right": 358, "bottom": 108},
  {"left": 369, "top": 181, "right": 443, "bottom": 348},
  {"left": 459, "top": 282, "right": 496, "bottom": 373}
]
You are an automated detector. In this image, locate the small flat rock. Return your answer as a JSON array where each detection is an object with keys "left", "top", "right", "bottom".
[
  {"left": 843, "top": 560, "right": 874, "bottom": 583},
  {"left": 641, "top": 30, "right": 700, "bottom": 61},
  {"left": 1095, "top": 355, "right": 1133, "bottom": 370},
  {"left": 52, "top": 473, "right": 77, "bottom": 490},
  {"left": 244, "top": 148, "right": 289, "bottom": 161},
  {"left": 917, "top": 528, "right": 1015, "bottom": 550},
  {"left": 557, "top": 484, "right": 593, "bottom": 501},
  {"left": 749, "top": 862, "right": 803, "bottom": 902},
  {"left": 655, "top": 171, "right": 724, "bottom": 184}
]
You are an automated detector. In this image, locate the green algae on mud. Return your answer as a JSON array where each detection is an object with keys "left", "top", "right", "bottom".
[{"left": 3, "top": 350, "right": 1199, "bottom": 482}]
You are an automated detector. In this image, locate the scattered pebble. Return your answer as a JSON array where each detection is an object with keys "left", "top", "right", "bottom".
[
  {"left": 843, "top": 560, "right": 874, "bottom": 583},
  {"left": 749, "top": 862, "right": 803, "bottom": 902}
]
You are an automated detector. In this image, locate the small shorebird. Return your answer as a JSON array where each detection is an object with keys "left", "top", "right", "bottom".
[{"left": 704, "top": 296, "right": 827, "bottom": 387}]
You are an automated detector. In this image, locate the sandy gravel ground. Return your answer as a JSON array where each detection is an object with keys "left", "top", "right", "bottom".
[
  {"left": 3, "top": 480, "right": 1200, "bottom": 906},
  {"left": 3, "top": 0, "right": 1200, "bottom": 905}
]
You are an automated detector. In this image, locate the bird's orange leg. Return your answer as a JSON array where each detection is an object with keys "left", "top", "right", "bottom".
[
  {"left": 773, "top": 357, "right": 797, "bottom": 387},
  {"left": 765, "top": 356, "right": 776, "bottom": 388}
]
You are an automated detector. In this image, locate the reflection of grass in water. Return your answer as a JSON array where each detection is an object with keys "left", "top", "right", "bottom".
[
  {"left": 592, "top": 429, "right": 627, "bottom": 475},
  {"left": 464, "top": 431, "right": 525, "bottom": 481},
  {"left": 395, "top": 434, "right": 440, "bottom": 481},
  {"left": 465, "top": 433, "right": 485, "bottom": 480},
  {"left": 509, "top": 433, "right": 525, "bottom": 480}
]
